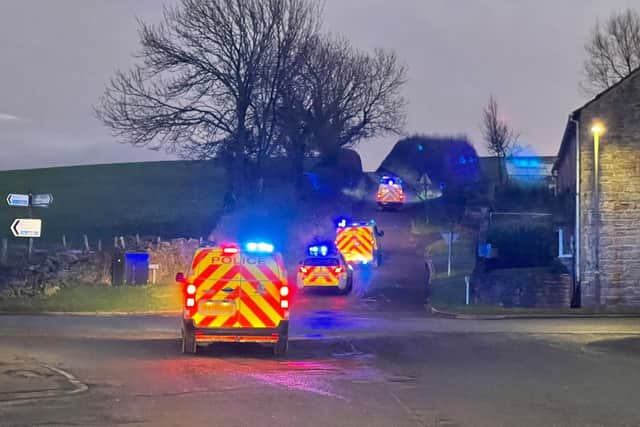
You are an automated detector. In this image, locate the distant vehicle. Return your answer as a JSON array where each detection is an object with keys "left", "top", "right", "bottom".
[
  {"left": 176, "top": 241, "right": 290, "bottom": 356},
  {"left": 335, "top": 220, "right": 384, "bottom": 267},
  {"left": 376, "top": 175, "right": 405, "bottom": 210},
  {"left": 297, "top": 242, "right": 353, "bottom": 295}
]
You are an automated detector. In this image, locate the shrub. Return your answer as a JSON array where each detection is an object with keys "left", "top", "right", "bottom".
[{"left": 487, "top": 222, "right": 555, "bottom": 268}]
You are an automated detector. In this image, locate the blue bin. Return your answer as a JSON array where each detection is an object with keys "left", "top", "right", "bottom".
[{"left": 125, "top": 252, "right": 150, "bottom": 285}]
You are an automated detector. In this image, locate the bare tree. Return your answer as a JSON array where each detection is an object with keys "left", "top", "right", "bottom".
[
  {"left": 281, "top": 35, "right": 407, "bottom": 167},
  {"left": 582, "top": 8, "right": 640, "bottom": 95},
  {"left": 481, "top": 95, "right": 518, "bottom": 185},
  {"left": 95, "top": 0, "right": 320, "bottom": 191}
]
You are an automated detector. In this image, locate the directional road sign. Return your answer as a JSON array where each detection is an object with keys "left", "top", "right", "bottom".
[
  {"left": 10, "top": 219, "right": 42, "bottom": 238},
  {"left": 441, "top": 232, "right": 459, "bottom": 243},
  {"left": 6, "top": 194, "right": 30, "bottom": 207},
  {"left": 31, "top": 193, "right": 53, "bottom": 207}
]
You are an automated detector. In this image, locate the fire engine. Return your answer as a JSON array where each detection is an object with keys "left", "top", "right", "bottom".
[{"left": 176, "top": 241, "right": 290, "bottom": 356}]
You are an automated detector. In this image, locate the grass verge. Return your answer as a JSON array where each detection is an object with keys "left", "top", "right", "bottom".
[{"left": 0, "top": 283, "right": 182, "bottom": 313}]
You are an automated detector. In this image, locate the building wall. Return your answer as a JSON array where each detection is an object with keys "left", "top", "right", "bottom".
[
  {"left": 579, "top": 71, "right": 640, "bottom": 307},
  {"left": 555, "top": 134, "right": 576, "bottom": 195}
]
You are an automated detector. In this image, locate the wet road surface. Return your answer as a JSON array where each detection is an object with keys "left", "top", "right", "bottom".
[{"left": 2, "top": 199, "right": 640, "bottom": 426}]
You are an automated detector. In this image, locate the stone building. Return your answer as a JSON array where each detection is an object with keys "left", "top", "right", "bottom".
[{"left": 553, "top": 68, "right": 640, "bottom": 308}]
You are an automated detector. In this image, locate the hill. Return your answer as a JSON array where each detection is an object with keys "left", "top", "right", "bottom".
[{"left": 0, "top": 161, "right": 226, "bottom": 246}]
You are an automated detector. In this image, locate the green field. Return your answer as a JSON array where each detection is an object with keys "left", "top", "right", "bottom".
[{"left": 0, "top": 161, "right": 226, "bottom": 246}]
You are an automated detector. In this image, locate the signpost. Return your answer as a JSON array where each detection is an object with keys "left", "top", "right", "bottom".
[
  {"left": 6, "top": 191, "right": 52, "bottom": 262},
  {"left": 31, "top": 193, "right": 53, "bottom": 207},
  {"left": 441, "top": 231, "right": 459, "bottom": 277},
  {"left": 6, "top": 194, "right": 29, "bottom": 207},
  {"left": 10, "top": 219, "right": 42, "bottom": 238},
  {"left": 418, "top": 174, "right": 431, "bottom": 223}
]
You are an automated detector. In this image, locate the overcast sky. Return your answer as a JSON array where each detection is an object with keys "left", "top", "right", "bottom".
[{"left": 1, "top": 0, "right": 639, "bottom": 171}]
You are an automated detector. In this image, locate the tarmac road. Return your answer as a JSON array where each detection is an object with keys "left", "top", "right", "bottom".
[
  {"left": 1, "top": 313, "right": 640, "bottom": 427},
  {"left": 2, "top": 192, "right": 640, "bottom": 426}
]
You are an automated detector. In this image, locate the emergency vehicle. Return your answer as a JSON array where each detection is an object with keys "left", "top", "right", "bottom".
[
  {"left": 376, "top": 175, "right": 405, "bottom": 209},
  {"left": 296, "top": 242, "right": 353, "bottom": 294},
  {"left": 176, "top": 241, "right": 290, "bottom": 356},
  {"left": 335, "top": 219, "right": 384, "bottom": 267}
]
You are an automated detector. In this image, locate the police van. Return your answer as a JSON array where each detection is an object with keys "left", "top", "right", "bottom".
[
  {"left": 376, "top": 175, "right": 405, "bottom": 210},
  {"left": 297, "top": 242, "right": 353, "bottom": 295},
  {"left": 176, "top": 241, "right": 290, "bottom": 356},
  {"left": 335, "top": 219, "right": 384, "bottom": 268}
]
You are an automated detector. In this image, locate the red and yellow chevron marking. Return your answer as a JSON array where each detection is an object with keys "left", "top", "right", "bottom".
[
  {"left": 377, "top": 184, "right": 404, "bottom": 203},
  {"left": 300, "top": 266, "right": 341, "bottom": 286},
  {"left": 186, "top": 248, "right": 286, "bottom": 330},
  {"left": 336, "top": 226, "right": 375, "bottom": 263}
]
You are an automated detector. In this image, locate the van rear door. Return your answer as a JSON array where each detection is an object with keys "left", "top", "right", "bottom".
[
  {"left": 190, "top": 248, "right": 241, "bottom": 328},
  {"left": 239, "top": 253, "right": 286, "bottom": 329}
]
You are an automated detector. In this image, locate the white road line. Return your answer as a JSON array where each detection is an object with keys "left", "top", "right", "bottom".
[{"left": 0, "top": 364, "right": 88, "bottom": 407}]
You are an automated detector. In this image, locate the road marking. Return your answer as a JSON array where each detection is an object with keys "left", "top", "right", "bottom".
[
  {"left": 389, "top": 390, "right": 427, "bottom": 427},
  {"left": 0, "top": 364, "right": 88, "bottom": 406}
]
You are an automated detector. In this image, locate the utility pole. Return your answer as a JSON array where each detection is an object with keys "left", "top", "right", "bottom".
[
  {"left": 447, "top": 230, "right": 452, "bottom": 277},
  {"left": 27, "top": 191, "right": 33, "bottom": 262}
]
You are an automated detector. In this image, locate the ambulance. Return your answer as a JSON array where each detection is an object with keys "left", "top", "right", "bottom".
[
  {"left": 296, "top": 242, "right": 353, "bottom": 294},
  {"left": 335, "top": 219, "right": 384, "bottom": 267},
  {"left": 376, "top": 175, "right": 405, "bottom": 210},
  {"left": 176, "top": 241, "right": 290, "bottom": 356}
]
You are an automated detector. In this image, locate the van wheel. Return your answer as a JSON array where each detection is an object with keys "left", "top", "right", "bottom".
[
  {"left": 274, "top": 338, "right": 288, "bottom": 357},
  {"left": 181, "top": 325, "right": 197, "bottom": 355},
  {"left": 372, "top": 253, "right": 381, "bottom": 268},
  {"left": 341, "top": 278, "right": 353, "bottom": 295}
]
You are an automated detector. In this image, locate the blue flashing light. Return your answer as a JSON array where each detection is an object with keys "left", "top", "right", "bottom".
[
  {"left": 418, "top": 144, "right": 424, "bottom": 151},
  {"left": 245, "top": 241, "right": 274, "bottom": 253},
  {"left": 308, "top": 245, "right": 329, "bottom": 256},
  {"left": 307, "top": 243, "right": 331, "bottom": 256}
]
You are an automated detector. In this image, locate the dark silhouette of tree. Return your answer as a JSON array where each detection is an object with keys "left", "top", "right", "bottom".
[
  {"left": 582, "top": 8, "right": 640, "bottom": 95},
  {"left": 95, "top": 0, "right": 320, "bottom": 192},
  {"left": 481, "top": 95, "right": 518, "bottom": 185},
  {"left": 95, "top": 0, "right": 407, "bottom": 195},
  {"left": 279, "top": 35, "right": 407, "bottom": 185}
]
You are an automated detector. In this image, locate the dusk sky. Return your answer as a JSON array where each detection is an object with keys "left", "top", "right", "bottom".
[{"left": 1, "top": 0, "right": 638, "bottom": 171}]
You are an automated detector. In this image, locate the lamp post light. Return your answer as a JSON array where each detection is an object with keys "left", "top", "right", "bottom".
[{"left": 591, "top": 122, "right": 605, "bottom": 308}]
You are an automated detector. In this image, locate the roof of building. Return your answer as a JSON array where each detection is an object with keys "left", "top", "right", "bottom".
[{"left": 554, "top": 66, "right": 640, "bottom": 171}]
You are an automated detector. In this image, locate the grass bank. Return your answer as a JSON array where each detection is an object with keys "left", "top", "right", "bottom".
[
  {"left": 0, "top": 283, "right": 182, "bottom": 313},
  {"left": 0, "top": 160, "right": 226, "bottom": 245}
]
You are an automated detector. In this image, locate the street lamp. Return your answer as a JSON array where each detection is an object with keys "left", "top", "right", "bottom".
[{"left": 591, "top": 122, "right": 605, "bottom": 308}]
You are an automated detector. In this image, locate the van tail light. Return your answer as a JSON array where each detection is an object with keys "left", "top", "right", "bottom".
[
  {"left": 376, "top": 192, "right": 383, "bottom": 200},
  {"left": 280, "top": 285, "right": 290, "bottom": 312},
  {"left": 333, "top": 266, "right": 344, "bottom": 274},
  {"left": 184, "top": 282, "right": 198, "bottom": 316},
  {"left": 299, "top": 266, "right": 308, "bottom": 274},
  {"left": 399, "top": 194, "right": 405, "bottom": 200}
]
